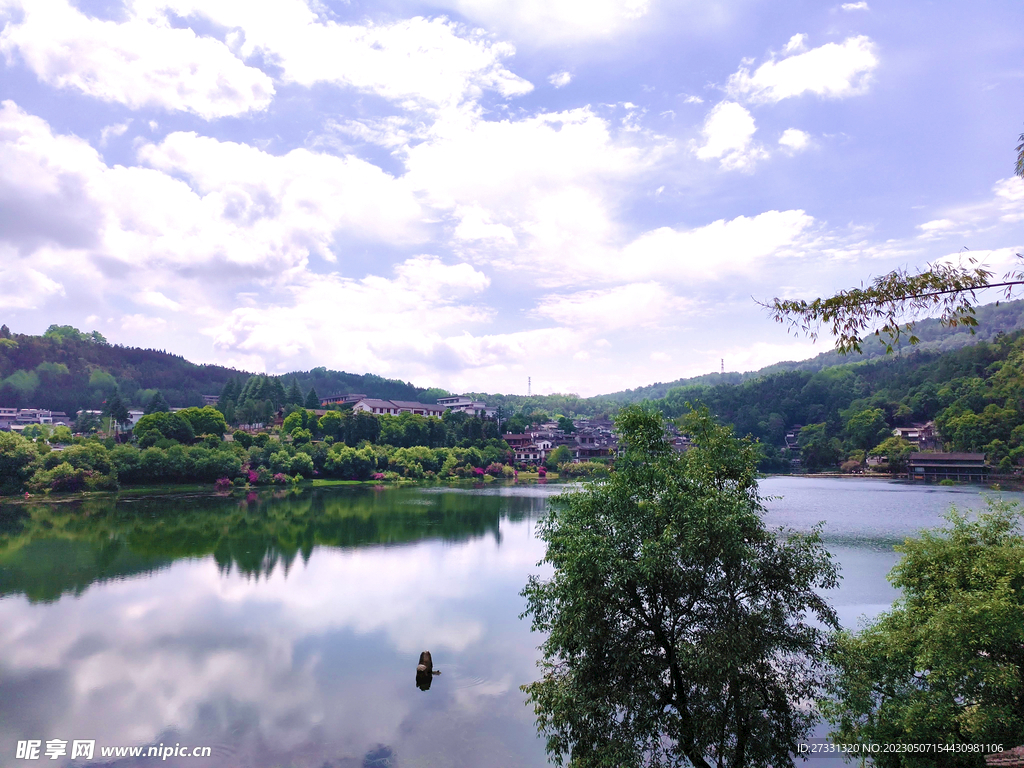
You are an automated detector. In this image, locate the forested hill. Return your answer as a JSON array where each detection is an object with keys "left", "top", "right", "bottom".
[
  {"left": 599, "top": 299, "right": 1024, "bottom": 403},
  {"left": 0, "top": 324, "right": 428, "bottom": 415},
  {"left": 646, "top": 328, "right": 1024, "bottom": 470}
]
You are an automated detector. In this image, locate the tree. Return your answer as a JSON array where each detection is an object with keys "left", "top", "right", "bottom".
[
  {"left": 521, "top": 405, "right": 839, "bottom": 768},
  {"left": 545, "top": 444, "right": 573, "bottom": 470},
  {"left": 824, "top": 501, "right": 1024, "bottom": 764},
  {"left": 133, "top": 412, "right": 195, "bottom": 444},
  {"left": 844, "top": 407, "right": 890, "bottom": 452},
  {"left": 797, "top": 422, "right": 842, "bottom": 470},
  {"left": 557, "top": 415, "right": 576, "bottom": 433},
  {"left": 176, "top": 406, "right": 227, "bottom": 437},
  {"left": 103, "top": 393, "right": 131, "bottom": 434},
  {"left": 0, "top": 431, "right": 41, "bottom": 494},
  {"left": 287, "top": 378, "right": 303, "bottom": 406},
  {"left": 869, "top": 436, "right": 916, "bottom": 474},
  {"left": 0, "top": 324, "right": 9, "bottom": 338},
  {"left": 304, "top": 387, "right": 320, "bottom": 409},
  {"left": 145, "top": 390, "right": 170, "bottom": 414}
]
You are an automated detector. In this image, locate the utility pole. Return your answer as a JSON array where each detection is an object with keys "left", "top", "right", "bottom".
[
  {"left": 528, "top": 376, "right": 531, "bottom": 397},
  {"left": 721, "top": 358, "right": 724, "bottom": 375}
]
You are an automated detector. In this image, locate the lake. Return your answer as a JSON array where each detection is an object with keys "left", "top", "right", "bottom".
[{"left": 0, "top": 478, "right": 1018, "bottom": 767}]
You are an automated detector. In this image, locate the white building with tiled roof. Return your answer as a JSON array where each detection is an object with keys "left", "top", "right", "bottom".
[{"left": 351, "top": 398, "right": 446, "bottom": 418}]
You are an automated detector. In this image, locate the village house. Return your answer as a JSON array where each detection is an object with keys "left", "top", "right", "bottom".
[
  {"left": 351, "top": 398, "right": 446, "bottom": 418},
  {"left": 436, "top": 395, "right": 497, "bottom": 419},
  {"left": 892, "top": 421, "right": 941, "bottom": 450}
]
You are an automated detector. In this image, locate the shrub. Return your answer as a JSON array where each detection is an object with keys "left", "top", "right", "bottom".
[{"left": 232, "top": 430, "right": 253, "bottom": 448}]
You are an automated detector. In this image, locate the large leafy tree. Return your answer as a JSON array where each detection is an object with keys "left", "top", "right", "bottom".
[
  {"left": 521, "top": 405, "right": 839, "bottom": 768},
  {"left": 824, "top": 501, "right": 1024, "bottom": 766}
]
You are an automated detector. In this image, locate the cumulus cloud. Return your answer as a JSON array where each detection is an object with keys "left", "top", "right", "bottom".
[
  {"left": 779, "top": 128, "right": 810, "bottom": 151},
  {"left": 726, "top": 35, "right": 878, "bottom": 104},
  {"left": 841, "top": 2, "right": 869, "bottom": 10},
  {"left": 548, "top": 71, "right": 572, "bottom": 88},
  {"left": 207, "top": 256, "right": 562, "bottom": 378},
  {"left": 0, "top": 0, "right": 274, "bottom": 119},
  {"left": 533, "top": 282, "right": 684, "bottom": 330},
  {"left": 142, "top": 0, "right": 532, "bottom": 108},
  {"left": 619, "top": 210, "right": 815, "bottom": 281},
  {"left": 693, "top": 101, "right": 766, "bottom": 170}
]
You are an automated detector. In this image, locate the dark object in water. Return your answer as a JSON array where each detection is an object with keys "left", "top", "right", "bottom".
[{"left": 415, "top": 650, "right": 441, "bottom": 691}]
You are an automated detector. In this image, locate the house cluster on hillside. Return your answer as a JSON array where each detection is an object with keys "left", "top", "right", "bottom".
[
  {"left": 504, "top": 419, "right": 621, "bottom": 464},
  {"left": 0, "top": 408, "right": 72, "bottom": 431}
]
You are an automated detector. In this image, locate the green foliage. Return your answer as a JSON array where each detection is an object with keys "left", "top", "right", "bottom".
[
  {"left": 825, "top": 501, "right": 1024, "bottom": 764},
  {"left": 0, "top": 431, "right": 42, "bottom": 494},
  {"left": 545, "top": 444, "right": 572, "bottom": 470},
  {"left": 555, "top": 460, "right": 608, "bottom": 478},
  {"left": 133, "top": 412, "right": 196, "bottom": 444},
  {"left": 844, "top": 407, "right": 891, "bottom": 451},
  {"left": 232, "top": 430, "right": 253, "bottom": 448},
  {"left": 44, "top": 325, "right": 108, "bottom": 345},
  {"left": 798, "top": 422, "right": 843, "bottom": 470},
  {"left": 304, "top": 387, "right": 320, "bottom": 409},
  {"left": 176, "top": 406, "right": 227, "bottom": 436},
  {"left": 4, "top": 369, "right": 40, "bottom": 395},
  {"left": 869, "top": 436, "right": 916, "bottom": 473},
  {"left": 521, "top": 405, "right": 839, "bottom": 768},
  {"left": 144, "top": 391, "right": 170, "bottom": 414},
  {"left": 557, "top": 415, "right": 576, "bottom": 433},
  {"left": 765, "top": 259, "right": 1020, "bottom": 354}
]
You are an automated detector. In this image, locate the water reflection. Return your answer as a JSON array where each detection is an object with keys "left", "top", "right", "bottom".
[
  {"left": 0, "top": 485, "right": 549, "bottom": 603},
  {"left": 0, "top": 485, "right": 554, "bottom": 768}
]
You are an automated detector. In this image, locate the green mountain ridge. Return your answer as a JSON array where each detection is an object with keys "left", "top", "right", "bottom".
[
  {"left": 4, "top": 299, "right": 1024, "bottom": 419},
  {"left": 598, "top": 299, "right": 1024, "bottom": 404}
]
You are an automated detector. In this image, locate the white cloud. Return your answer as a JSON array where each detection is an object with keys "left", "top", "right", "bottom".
[
  {"left": 619, "top": 210, "right": 815, "bottom": 281},
  {"left": 145, "top": 0, "right": 532, "bottom": 108},
  {"left": 783, "top": 33, "right": 808, "bottom": 54},
  {"left": 99, "top": 121, "right": 131, "bottom": 146},
  {"left": 650, "top": 351, "right": 670, "bottom": 362},
  {"left": 0, "top": 0, "right": 274, "bottom": 119},
  {"left": 209, "top": 256, "right": 495, "bottom": 372},
  {"left": 416, "top": 0, "right": 652, "bottom": 45},
  {"left": 779, "top": 128, "right": 810, "bottom": 151},
  {"left": 533, "top": 282, "right": 683, "bottom": 330},
  {"left": 548, "top": 71, "right": 572, "bottom": 88},
  {"left": 693, "top": 101, "right": 766, "bottom": 170},
  {"left": 841, "top": 2, "right": 869, "bottom": 10},
  {"left": 681, "top": 94, "right": 704, "bottom": 104},
  {"left": 0, "top": 249, "right": 66, "bottom": 309},
  {"left": 726, "top": 35, "right": 878, "bottom": 104}
]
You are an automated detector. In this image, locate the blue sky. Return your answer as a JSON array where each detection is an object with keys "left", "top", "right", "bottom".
[{"left": 1, "top": 0, "right": 1022, "bottom": 396}]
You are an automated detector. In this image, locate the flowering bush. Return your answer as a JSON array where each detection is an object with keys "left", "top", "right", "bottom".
[
  {"left": 272, "top": 472, "right": 290, "bottom": 484},
  {"left": 373, "top": 472, "right": 386, "bottom": 480},
  {"left": 473, "top": 467, "right": 485, "bottom": 477},
  {"left": 485, "top": 463, "right": 505, "bottom": 476},
  {"left": 538, "top": 466, "right": 547, "bottom": 477},
  {"left": 214, "top": 477, "right": 232, "bottom": 491}
]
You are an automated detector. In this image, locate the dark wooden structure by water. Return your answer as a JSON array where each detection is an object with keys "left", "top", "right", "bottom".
[{"left": 909, "top": 452, "right": 988, "bottom": 482}]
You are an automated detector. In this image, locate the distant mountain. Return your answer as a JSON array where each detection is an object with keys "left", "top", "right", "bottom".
[
  {"left": 0, "top": 324, "right": 434, "bottom": 415},
  {"left": 597, "top": 299, "right": 1024, "bottom": 403}
]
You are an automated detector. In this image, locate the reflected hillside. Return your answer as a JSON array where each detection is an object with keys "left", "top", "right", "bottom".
[{"left": 0, "top": 485, "right": 548, "bottom": 602}]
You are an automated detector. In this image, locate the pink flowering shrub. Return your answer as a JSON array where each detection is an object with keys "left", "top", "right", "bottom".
[
  {"left": 214, "top": 477, "right": 232, "bottom": 491},
  {"left": 272, "top": 472, "right": 289, "bottom": 484}
]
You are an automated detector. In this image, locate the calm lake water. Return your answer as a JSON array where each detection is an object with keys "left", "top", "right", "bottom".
[{"left": 0, "top": 478, "right": 1020, "bottom": 767}]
